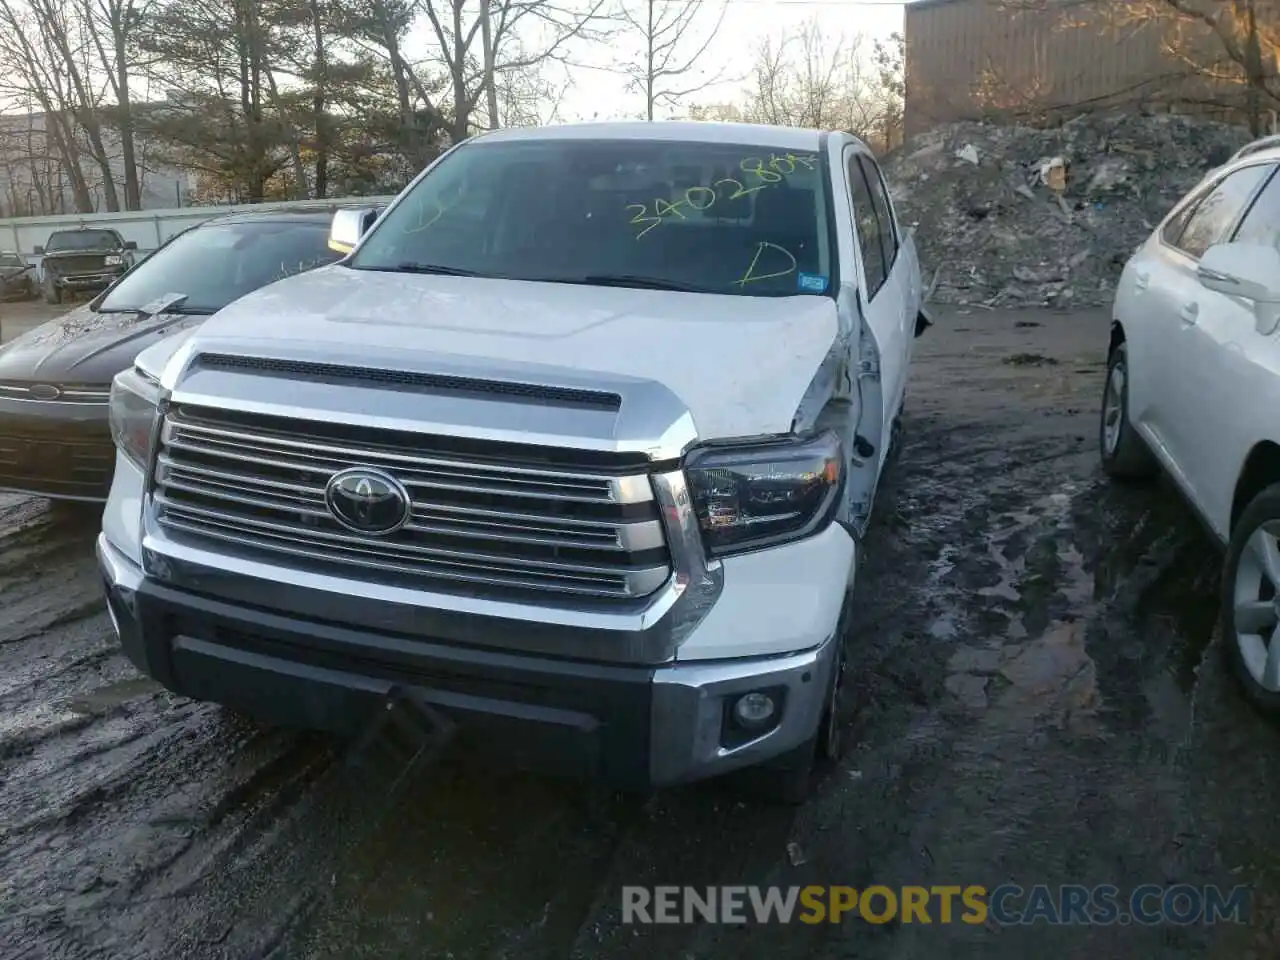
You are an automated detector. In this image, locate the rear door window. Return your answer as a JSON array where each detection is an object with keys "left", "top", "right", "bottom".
[
  {"left": 1230, "top": 166, "right": 1280, "bottom": 249},
  {"left": 1172, "top": 164, "right": 1272, "bottom": 258}
]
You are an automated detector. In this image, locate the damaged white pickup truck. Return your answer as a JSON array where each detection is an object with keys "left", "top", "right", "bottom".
[{"left": 98, "top": 122, "right": 928, "bottom": 803}]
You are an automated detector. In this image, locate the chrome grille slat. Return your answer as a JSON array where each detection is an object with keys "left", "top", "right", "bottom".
[
  {"left": 153, "top": 405, "right": 672, "bottom": 600},
  {"left": 164, "top": 431, "right": 634, "bottom": 504},
  {"left": 169, "top": 418, "right": 635, "bottom": 500},
  {"left": 158, "top": 515, "right": 663, "bottom": 598}
]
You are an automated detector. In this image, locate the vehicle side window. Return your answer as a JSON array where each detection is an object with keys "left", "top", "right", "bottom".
[
  {"left": 1230, "top": 166, "right": 1280, "bottom": 249},
  {"left": 859, "top": 154, "right": 898, "bottom": 275},
  {"left": 846, "top": 152, "right": 887, "bottom": 298},
  {"left": 1173, "top": 164, "right": 1271, "bottom": 258},
  {"left": 1161, "top": 197, "right": 1201, "bottom": 248}
]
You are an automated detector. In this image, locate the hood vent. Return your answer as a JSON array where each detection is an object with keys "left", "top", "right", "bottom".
[{"left": 195, "top": 353, "right": 622, "bottom": 412}]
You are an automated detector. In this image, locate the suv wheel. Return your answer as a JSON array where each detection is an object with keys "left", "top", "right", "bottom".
[
  {"left": 1100, "top": 342, "right": 1156, "bottom": 480},
  {"left": 42, "top": 272, "right": 61, "bottom": 304},
  {"left": 1223, "top": 484, "right": 1280, "bottom": 713}
]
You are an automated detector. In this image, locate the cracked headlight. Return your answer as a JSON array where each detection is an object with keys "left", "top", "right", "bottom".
[
  {"left": 109, "top": 367, "right": 161, "bottom": 469},
  {"left": 683, "top": 430, "right": 844, "bottom": 557}
]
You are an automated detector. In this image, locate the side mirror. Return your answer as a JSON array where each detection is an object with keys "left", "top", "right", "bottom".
[
  {"left": 1199, "top": 242, "right": 1280, "bottom": 335},
  {"left": 124, "top": 240, "right": 138, "bottom": 251},
  {"left": 33, "top": 245, "right": 43, "bottom": 255},
  {"left": 329, "top": 207, "right": 380, "bottom": 255}
]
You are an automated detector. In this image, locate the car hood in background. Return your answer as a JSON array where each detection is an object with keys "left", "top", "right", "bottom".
[{"left": 0, "top": 305, "right": 205, "bottom": 383}]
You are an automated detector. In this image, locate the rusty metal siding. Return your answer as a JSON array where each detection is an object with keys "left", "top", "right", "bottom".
[{"left": 904, "top": 0, "right": 1264, "bottom": 136}]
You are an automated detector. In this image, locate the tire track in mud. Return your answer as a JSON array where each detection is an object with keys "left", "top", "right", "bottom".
[{"left": 0, "top": 495, "right": 337, "bottom": 960}]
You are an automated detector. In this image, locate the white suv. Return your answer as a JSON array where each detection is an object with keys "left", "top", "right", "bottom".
[
  {"left": 1102, "top": 135, "right": 1280, "bottom": 710},
  {"left": 98, "top": 122, "right": 926, "bottom": 802}
]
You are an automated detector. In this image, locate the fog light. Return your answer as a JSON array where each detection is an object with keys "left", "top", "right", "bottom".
[{"left": 732, "top": 691, "right": 778, "bottom": 729}]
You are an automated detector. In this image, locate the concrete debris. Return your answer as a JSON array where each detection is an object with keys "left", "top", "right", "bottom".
[{"left": 883, "top": 112, "right": 1253, "bottom": 308}]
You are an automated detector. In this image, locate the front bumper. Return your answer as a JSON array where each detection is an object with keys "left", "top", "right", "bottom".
[
  {"left": 0, "top": 399, "right": 113, "bottom": 500},
  {"left": 53, "top": 270, "right": 123, "bottom": 292},
  {"left": 0, "top": 277, "right": 32, "bottom": 299},
  {"left": 98, "top": 534, "right": 840, "bottom": 788}
]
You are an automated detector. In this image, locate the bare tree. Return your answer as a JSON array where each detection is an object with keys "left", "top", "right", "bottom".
[
  {"left": 83, "top": 0, "right": 149, "bottom": 208},
  {"left": 740, "top": 18, "right": 897, "bottom": 146},
  {"left": 0, "top": 0, "right": 97, "bottom": 211},
  {"left": 416, "top": 0, "right": 611, "bottom": 141},
  {"left": 496, "top": 57, "right": 570, "bottom": 126},
  {"left": 619, "top": 0, "right": 727, "bottom": 121}
]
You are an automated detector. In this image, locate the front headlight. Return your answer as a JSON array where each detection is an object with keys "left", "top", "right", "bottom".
[
  {"left": 684, "top": 430, "right": 844, "bottom": 557},
  {"left": 104, "top": 255, "right": 122, "bottom": 265},
  {"left": 108, "top": 367, "right": 161, "bottom": 469}
]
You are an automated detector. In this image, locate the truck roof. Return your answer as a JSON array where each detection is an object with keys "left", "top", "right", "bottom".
[{"left": 472, "top": 120, "right": 831, "bottom": 153}]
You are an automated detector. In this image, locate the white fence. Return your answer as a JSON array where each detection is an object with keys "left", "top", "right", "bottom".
[{"left": 0, "top": 196, "right": 398, "bottom": 272}]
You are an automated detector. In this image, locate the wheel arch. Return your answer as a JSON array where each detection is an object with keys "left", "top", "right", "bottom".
[
  {"left": 1108, "top": 319, "right": 1125, "bottom": 357},
  {"left": 1232, "top": 441, "right": 1280, "bottom": 533}
]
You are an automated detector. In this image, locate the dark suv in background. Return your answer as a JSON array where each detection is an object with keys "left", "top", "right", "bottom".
[{"left": 35, "top": 227, "right": 137, "bottom": 303}]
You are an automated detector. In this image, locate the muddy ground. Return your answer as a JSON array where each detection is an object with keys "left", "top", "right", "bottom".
[{"left": 3, "top": 301, "right": 1280, "bottom": 959}]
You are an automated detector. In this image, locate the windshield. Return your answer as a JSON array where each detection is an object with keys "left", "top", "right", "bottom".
[
  {"left": 46, "top": 230, "right": 119, "bottom": 252},
  {"left": 349, "top": 138, "right": 834, "bottom": 297},
  {"left": 0, "top": 254, "right": 23, "bottom": 267},
  {"left": 97, "top": 220, "right": 340, "bottom": 314}
]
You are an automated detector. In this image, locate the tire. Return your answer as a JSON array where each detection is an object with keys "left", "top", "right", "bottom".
[
  {"left": 1222, "top": 484, "right": 1280, "bottom": 713},
  {"left": 744, "top": 589, "right": 854, "bottom": 806},
  {"left": 1099, "top": 341, "right": 1157, "bottom": 481},
  {"left": 42, "top": 273, "right": 61, "bottom": 305}
]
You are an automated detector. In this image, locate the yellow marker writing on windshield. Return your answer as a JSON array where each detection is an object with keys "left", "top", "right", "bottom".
[{"left": 735, "top": 241, "right": 797, "bottom": 286}]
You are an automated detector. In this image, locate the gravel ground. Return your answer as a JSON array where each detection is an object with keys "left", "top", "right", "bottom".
[{"left": 2, "top": 301, "right": 1280, "bottom": 959}]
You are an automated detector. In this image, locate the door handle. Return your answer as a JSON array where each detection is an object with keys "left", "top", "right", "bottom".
[
  {"left": 1134, "top": 271, "right": 1150, "bottom": 292},
  {"left": 1179, "top": 302, "right": 1200, "bottom": 325}
]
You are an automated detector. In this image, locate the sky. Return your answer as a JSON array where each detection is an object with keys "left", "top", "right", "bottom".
[{"left": 404, "top": 0, "right": 909, "bottom": 126}]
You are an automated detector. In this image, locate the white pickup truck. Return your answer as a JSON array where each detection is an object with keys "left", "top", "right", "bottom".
[{"left": 98, "top": 122, "right": 927, "bottom": 803}]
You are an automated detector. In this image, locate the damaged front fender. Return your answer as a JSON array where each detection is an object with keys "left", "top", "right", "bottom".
[{"left": 791, "top": 282, "right": 884, "bottom": 536}]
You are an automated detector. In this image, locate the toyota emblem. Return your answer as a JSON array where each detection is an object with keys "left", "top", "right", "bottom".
[{"left": 324, "top": 467, "right": 411, "bottom": 535}]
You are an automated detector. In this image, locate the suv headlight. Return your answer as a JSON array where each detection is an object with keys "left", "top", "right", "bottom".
[
  {"left": 109, "top": 367, "right": 161, "bottom": 469},
  {"left": 684, "top": 430, "right": 844, "bottom": 557}
]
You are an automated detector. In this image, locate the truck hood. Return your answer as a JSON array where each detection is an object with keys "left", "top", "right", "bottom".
[
  {"left": 0, "top": 304, "right": 205, "bottom": 383},
  {"left": 181, "top": 265, "right": 841, "bottom": 440}
]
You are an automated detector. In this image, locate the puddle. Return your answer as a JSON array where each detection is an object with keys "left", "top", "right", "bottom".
[{"left": 68, "top": 677, "right": 163, "bottom": 715}]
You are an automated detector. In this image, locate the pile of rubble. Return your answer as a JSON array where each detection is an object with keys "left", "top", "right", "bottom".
[{"left": 882, "top": 112, "right": 1254, "bottom": 309}]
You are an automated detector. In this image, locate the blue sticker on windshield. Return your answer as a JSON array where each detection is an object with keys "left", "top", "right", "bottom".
[{"left": 798, "top": 273, "right": 828, "bottom": 293}]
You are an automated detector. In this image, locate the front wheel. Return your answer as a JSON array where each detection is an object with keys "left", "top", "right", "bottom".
[
  {"left": 42, "top": 274, "right": 61, "bottom": 305},
  {"left": 1099, "top": 341, "right": 1157, "bottom": 481},
  {"left": 1223, "top": 484, "right": 1280, "bottom": 713}
]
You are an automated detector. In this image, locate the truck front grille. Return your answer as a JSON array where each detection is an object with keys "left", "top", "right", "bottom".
[
  {"left": 152, "top": 405, "right": 672, "bottom": 601},
  {"left": 46, "top": 255, "right": 107, "bottom": 274}
]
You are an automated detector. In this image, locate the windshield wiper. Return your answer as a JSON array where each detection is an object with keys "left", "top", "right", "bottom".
[
  {"left": 544, "top": 274, "right": 714, "bottom": 294},
  {"left": 367, "top": 262, "right": 481, "bottom": 277},
  {"left": 95, "top": 293, "right": 216, "bottom": 318}
]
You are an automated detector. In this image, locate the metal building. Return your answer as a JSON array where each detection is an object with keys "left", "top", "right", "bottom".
[{"left": 904, "top": 0, "right": 1275, "bottom": 136}]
